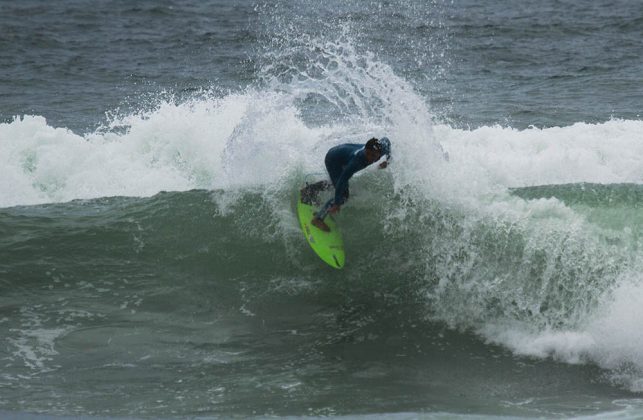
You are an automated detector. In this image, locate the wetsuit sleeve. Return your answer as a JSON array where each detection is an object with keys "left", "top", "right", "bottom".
[{"left": 333, "top": 157, "right": 363, "bottom": 205}]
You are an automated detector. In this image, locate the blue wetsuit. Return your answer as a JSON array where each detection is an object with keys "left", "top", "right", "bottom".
[{"left": 315, "top": 143, "right": 374, "bottom": 220}]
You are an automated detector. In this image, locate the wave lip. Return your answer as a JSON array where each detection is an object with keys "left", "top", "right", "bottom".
[
  {"left": 0, "top": 97, "right": 234, "bottom": 208},
  {"left": 4, "top": 114, "right": 643, "bottom": 210}
]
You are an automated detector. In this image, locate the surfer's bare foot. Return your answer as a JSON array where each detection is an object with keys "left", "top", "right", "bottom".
[{"left": 311, "top": 217, "right": 330, "bottom": 232}]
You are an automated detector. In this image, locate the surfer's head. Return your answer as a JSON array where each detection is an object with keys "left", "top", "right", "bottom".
[
  {"left": 365, "top": 138, "right": 381, "bottom": 163},
  {"left": 365, "top": 137, "right": 390, "bottom": 163}
]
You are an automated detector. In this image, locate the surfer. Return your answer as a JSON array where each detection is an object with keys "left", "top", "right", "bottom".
[{"left": 308, "top": 137, "right": 391, "bottom": 232}]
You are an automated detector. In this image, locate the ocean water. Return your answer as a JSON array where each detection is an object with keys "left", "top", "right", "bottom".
[{"left": 1, "top": 0, "right": 643, "bottom": 418}]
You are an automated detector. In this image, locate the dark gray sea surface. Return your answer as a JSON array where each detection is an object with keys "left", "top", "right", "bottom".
[
  {"left": 1, "top": 1, "right": 257, "bottom": 132},
  {"left": 1, "top": 0, "right": 643, "bottom": 418},
  {"left": 1, "top": 0, "right": 641, "bottom": 131}
]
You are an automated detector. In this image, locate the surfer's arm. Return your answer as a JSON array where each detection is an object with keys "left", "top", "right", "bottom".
[
  {"left": 333, "top": 158, "right": 361, "bottom": 206},
  {"left": 378, "top": 151, "right": 391, "bottom": 169}
]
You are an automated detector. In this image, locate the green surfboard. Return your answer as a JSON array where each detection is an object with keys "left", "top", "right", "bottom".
[{"left": 297, "top": 189, "right": 345, "bottom": 269}]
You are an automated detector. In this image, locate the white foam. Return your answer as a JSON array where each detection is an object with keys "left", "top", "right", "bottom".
[
  {"left": 1, "top": 89, "right": 355, "bottom": 208},
  {"left": 585, "top": 275, "right": 643, "bottom": 391},
  {"left": 480, "top": 322, "right": 595, "bottom": 364},
  {"left": 9, "top": 327, "right": 67, "bottom": 371},
  {"left": 435, "top": 120, "right": 643, "bottom": 191},
  {"left": 480, "top": 271, "right": 643, "bottom": 391},
  {"left": 7, "top": 307, "right": 69, "bottom": 372}
]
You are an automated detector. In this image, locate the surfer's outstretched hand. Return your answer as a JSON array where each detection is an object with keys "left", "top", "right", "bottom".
[{"left": 379, "top": 161, "right": 388, "bottom": 169}]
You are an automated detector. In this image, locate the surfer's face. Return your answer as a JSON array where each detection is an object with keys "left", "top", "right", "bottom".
[{"left": 365, "top": 148, "right": 381, "bottom": 163}]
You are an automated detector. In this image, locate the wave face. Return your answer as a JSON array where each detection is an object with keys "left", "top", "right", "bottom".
[{"left": 1, "top": 0, "right": 643, "bottom": 416}]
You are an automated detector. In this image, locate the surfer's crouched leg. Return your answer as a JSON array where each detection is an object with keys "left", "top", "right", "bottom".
[
  {"left": 301, "top": 181, "right": 332, "bottom": 205},
  {"left": 312, "top": 198, "right": 333, "bottom": 232}
]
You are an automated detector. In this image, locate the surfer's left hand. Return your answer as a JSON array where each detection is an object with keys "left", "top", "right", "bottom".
[{"left": 379, "top": 161, "right": 388, "bottom": 169}]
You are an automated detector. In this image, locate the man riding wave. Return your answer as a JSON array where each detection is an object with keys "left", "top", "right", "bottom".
[{"left": 304, "top": 137, "right": 391, "bottom": 232}]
